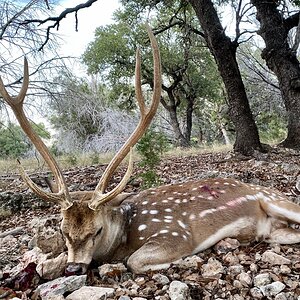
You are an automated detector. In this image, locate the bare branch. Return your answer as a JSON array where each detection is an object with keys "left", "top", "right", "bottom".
[{"left": 20, "top": 0, "right": 99, "bottom": 50}]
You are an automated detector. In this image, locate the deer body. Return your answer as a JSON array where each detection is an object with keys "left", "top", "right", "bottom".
[
  {"left": 61, "top": 178, "right": 300, "bottom": 274},
  {"left": 1, "top": 25, "right": 300, "bottom": 275}
]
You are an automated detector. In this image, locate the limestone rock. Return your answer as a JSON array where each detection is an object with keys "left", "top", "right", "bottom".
[
  {"left": 35, "top": 275, "right": 87, "bottom": 300},
  {"left": 261, "top": 251, "right": 291, "bottom": 265},
  {"left": 169, "top": 281, "right": 190, "bottom": 300},
  {"left": 36, "top": 253, "right": 67, "bottom": 280},
  {"left": 201, "top": 258, "right": 224, "bottom": 277},
  {"left": 66, "top": 286, "right": 114, "bottom": 300}
]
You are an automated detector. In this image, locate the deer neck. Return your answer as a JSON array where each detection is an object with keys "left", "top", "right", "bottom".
[{"left": 93, "top": 202, "right": 135, "bottom": 262}]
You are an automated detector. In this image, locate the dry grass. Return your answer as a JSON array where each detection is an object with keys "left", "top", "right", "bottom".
[{"left": 0, "top": 144, "right": 233, "bottom": 175}]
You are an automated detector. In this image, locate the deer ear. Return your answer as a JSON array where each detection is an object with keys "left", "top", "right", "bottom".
[{"left": 106, "top": 193, "right": 134, "bottom": 207}]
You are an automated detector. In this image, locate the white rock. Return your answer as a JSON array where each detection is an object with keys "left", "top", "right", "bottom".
[
  {"left": 227, "top": 264, "right": 244, "bottom": 276},
  {"left": 261, "top": 251, "right": 291, "bottom": 265},
  {"left": 174, "top": 255, "right": 203, "bottom": 269},
  {"left": 66, "top": 286, "right": 114, "bottom": 300},
  {"left": 201, "top": 258, "right": 224, "bottom": 277},
  {"left": 169, "top": 280, "right": 190, "bottom": 300},
  {"left": 260, "top": 281, "right": 286, "bottom": 297},
  {"left": 152, "top": 273, "right": 170, "bottom": 285},
  {"left": 236, "top": 272, "right": 252, "bottom": 287},
  {"left": 36, "top": 253, "right": 67, "bottom": 280},
  {"left": 254, "top": 273, "right": 271, "bottom": 287},
  {"left": 35, "top": 275, "right": 87, "bottom": 299},
  {"left": 275, "top": 292, "right": 288, "bottom": 300},
  {"left": 250, "top": 287, "right": 263, "bottom": 299}
]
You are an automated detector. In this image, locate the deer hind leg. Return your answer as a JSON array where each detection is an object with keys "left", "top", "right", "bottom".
[
  {"left": 259, "top": 196, "right": 300, "bottom": 244},
  {"left": 127, "top": 237, "right": 192, "bottom": 273},
  {"left": 267, "top": 227, "right": 300, "bottom": 244}
]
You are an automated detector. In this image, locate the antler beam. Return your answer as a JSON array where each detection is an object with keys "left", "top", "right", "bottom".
[
  {"left": 89, "top": 24, "right": 162, "bottom": 209},
  {"left": 0, "top": 58, "right": 72, "bottom": 210}
]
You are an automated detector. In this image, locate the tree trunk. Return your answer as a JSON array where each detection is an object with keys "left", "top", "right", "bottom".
[
  {"left": 185, "top": 95, "right": 194, "bottom": 144},
  {"left": 188, "top": 0, "right": 263, "bottom": 155},
  {"left": 161, "top": 95, "right": 190, "bottom": 147},
  {"left": 251, "top": 0, "right": 300, "bottom": 149}
]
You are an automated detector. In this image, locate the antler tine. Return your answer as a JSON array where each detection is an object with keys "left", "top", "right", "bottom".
[
  {"left": 89, "top": 25, "right": 162, "bottom": 209},
  {"left": 0, "top": 58, "right": 72, "bottom": 210}
]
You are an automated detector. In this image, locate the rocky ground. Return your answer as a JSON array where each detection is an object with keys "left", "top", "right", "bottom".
[{"left": 0, "top": 148, "right": 300, "bottom": 299}]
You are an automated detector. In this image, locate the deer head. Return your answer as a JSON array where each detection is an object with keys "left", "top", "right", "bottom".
[{"left": 0, "top": 24, "right": 161, "bottom": 275}]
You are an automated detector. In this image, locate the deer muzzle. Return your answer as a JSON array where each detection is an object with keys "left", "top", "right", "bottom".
[{"left": 65, "top": 262, "right": 88, "bottom": 276}]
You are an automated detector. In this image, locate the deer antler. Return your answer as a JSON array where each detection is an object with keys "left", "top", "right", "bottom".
[
  {"left": 89, "top": 24, "right": 162, "bottom": 210},
  {"left": 0, "top": 58, "right": 72, "bottom": 210}
]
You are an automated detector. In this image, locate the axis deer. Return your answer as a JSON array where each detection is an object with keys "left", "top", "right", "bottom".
[{"left": 1, "top": 26, "right": 300, "bottom": 275}]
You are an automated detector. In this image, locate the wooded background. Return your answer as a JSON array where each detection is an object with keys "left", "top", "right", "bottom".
[{"left": 0, "top": 0, "right": 299, "bottom": 159}]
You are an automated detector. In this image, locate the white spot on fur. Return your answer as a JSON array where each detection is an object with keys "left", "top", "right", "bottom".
[
  {"left": 139, "top": 236, "right": 145, "bottom": 240},
  {"left": 138, "top": 224, "right": 147, "bottom": 231},
  {"left": 165, "top": 208, "right": 172, "bottom": 212},
  {"left": 141, "top": 210, "right": 148, "bottom": 214},
  {"left": 175, "top": 199, "right": 181, "bottom": 204},
  {"left": 192, "top": 187, "right": 198, "bottom": 191},
  {"left": 152, "top": 218, "right": 161, "bottom": 222},
  {"left": 190, "top": 196, "right": 196, "bottom": 200},
  {"left": 168, "top": 197, "right": 174, "bottom": 200},
  {"left": 189, "top": 214, "right": 196, "bottom": 220},
  {"left": 164, "top": 219, "right": 172, "bottom": 223},
  {"left": 150, "top": 210, "right": 158, "bottom": 215},
  {"left": 165, "top": 215, "right": 173, "bottom": 219},
  {"left": 160, "top": 229, "right": 169, "bottom": 234},
  {"left": 182, "top": 199, "right": 188, "bottom": 203},
  {"left": 142, "top": 201, "right": 148, "bottom": 205},
  {"left": 162, "top": 200, "right": 168, "bottom": 203},
  {"left": 178, "top": 220, "right": 187, "bottom": 229},
  {"left": 182, "top": 235, "right": 187, "bottom": 240},
  {"left": 182, "top": 212, "right": 187, "bottom": 216},
  {"left": 172, "top": 232, "right": 179, "bottom": 236}
]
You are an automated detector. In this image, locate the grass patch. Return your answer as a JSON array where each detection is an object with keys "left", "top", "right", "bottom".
[{"left": 0, "top": 144, "right": 233, "bottom": 175}]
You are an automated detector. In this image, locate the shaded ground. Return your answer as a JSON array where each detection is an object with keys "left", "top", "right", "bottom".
[{"left": 0, "top": 148, "right": 300, "bottom": 299}]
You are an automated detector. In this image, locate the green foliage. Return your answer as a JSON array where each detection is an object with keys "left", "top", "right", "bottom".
[
  {"left": 0, "top": 123, "right": 30, "bottom": 158},
  {"left": 256, "top": 112, "right": 287, "bottom": 142},
  {"left": 66, "top": 154, "right": 78, "bottom": 166},
  {"left": 0, "top": 122, "right": 51, "bottom": 159},
  {"left": 136, "top": 129, "right": 169, "bottom": 189}
]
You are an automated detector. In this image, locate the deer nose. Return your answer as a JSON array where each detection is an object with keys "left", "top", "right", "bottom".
[{"left": 65, "top": 263, "right": 88, "bottom": 276}]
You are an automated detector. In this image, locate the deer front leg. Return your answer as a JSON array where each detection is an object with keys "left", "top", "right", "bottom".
[{"left": 127, "top": 237, "right": 192, "bottom": 273}]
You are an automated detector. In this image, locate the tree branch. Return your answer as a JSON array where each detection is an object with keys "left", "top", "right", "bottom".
[{"left": 20, "top": 0, "right": 99, "bottom": 50}]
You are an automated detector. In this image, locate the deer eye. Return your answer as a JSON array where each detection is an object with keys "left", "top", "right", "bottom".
[{"left": 96, "top": 227, "right": 103, "bottom": 236}]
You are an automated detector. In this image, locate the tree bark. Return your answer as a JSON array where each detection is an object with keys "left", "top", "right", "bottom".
[
  {"left": 188, "top": 0, "right": 263, "bottom": 155},
  {"left": 251, "top": 0, "right": 300, "bottom": 149},
  {"left": 161, "top": 95, "right": 190, "bottom": 147}
]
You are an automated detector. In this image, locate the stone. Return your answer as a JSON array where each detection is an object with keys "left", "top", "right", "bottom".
[
  {"left": 201, "top": 258, "right": 224, "bottom": 277},
  {"left": 174, "top": 255, "right": 203, "bottom": 269},
  {"left": 236, "top": 272, "right": 252, "bottom": 287},
  {"left": 260, "top": 281, "right": 286, "bottom": 297},
  {"left": 275, "top": 292, "right": 288, "bottom": 300},
  {"left": 36, "top": 253, "right": 67, "bottom": 280},
  {"left": 250, "top": 287, "right": 263, "bottom": 299},
  {"left": 261, "top": 251, "right": 291, "bottom": 265},
  {"left": 152, "top": 273, "right": 170, "bottom": 285},
  {"left": 253, "top": 273, "right": 271, "bottom": 287},
  {"left": 30, "top": 216, "right": 65, "bottom": 256},
  {"left": 214, "top": 238, "right": 240, "bottom": 254},
  {"left": 98, "top": 263, "right": 127, "bottom": 277},
  {"left": 169, "top": 281, "right": 190, "bottom": 300},
  {"left": 66, "top": 286, "right": 114, "bottom": 300},
  {"left": 35, "top": 275, "right": 87, "bottom": 299}
]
